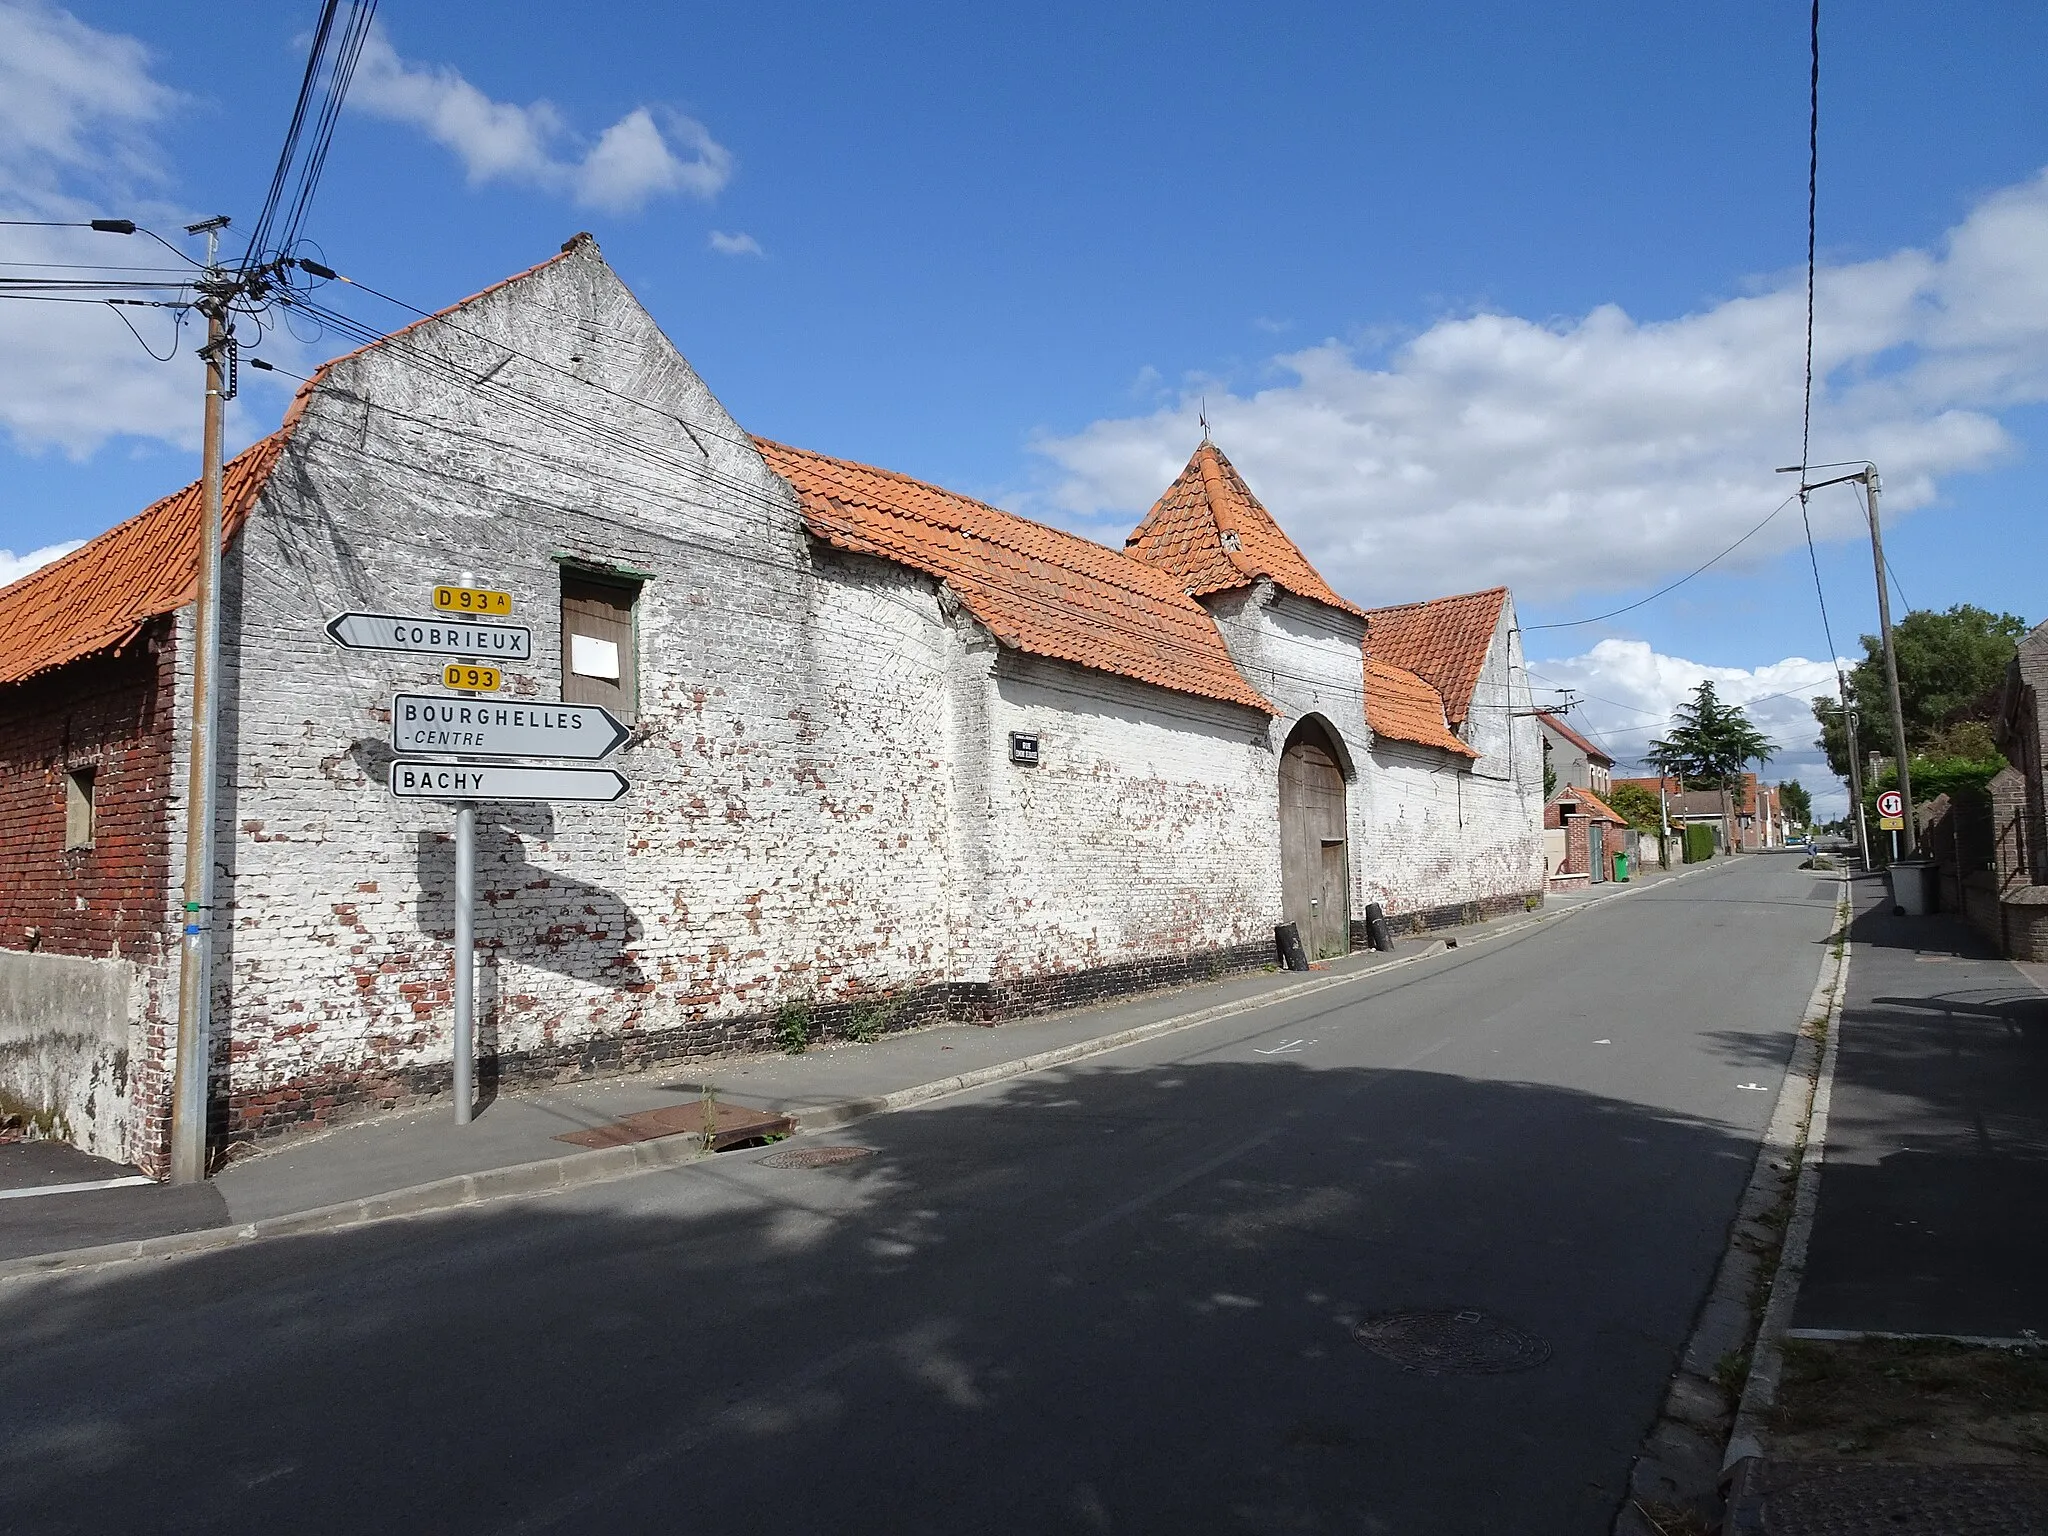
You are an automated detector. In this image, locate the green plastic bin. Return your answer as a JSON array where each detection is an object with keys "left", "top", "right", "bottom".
[{"left": 1614, "top": 852, "right": 1629, "bottom": 882}]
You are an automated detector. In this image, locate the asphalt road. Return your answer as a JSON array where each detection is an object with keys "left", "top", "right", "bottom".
[{"left": 0, "top": 854, "right": 1836, "bottom": 1535}]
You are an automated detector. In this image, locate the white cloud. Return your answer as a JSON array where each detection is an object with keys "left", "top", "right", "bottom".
[
  {"left": 351, "top": 28, "right": 731, "bottom": 213},
  {"left": 0, "top": 538, "right": 84, "bottom": 589},
  {"left": 0, "top": 2, "right": 199, "bottom": 457},
  {"left": 708, "top": 229, "right": 764, "bottom": 257},
  {"left": 1033, "top": 168, "right": 2048, "bottom": 609},
  {"left": 1532, "top": 638, "right": 1849, "bottom": 814}
]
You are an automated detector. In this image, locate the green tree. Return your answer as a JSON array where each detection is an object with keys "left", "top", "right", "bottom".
[
  {"left": 1649, "top": 681, "right": 1776, "bottom": 848},
  {"left": 1810, "top": 604, "right": 2026, "bottom": 782},
  {"left": 1779, "top": 780, "right": 1812, "bottom": 828},
  {"left": 1605, "top": 781, "right": 1662, "bottom": 830}
]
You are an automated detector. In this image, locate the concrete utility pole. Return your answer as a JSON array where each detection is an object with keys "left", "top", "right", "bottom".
[
  {"left": 1779, "top": 460, "right": 1918, "bottom": 861},
  {"left": 1859, "top": 468, "right": 1917, "bottom": 855},
  {"left": 169, "top": 217, "right": 233, "bottom": 1185}
]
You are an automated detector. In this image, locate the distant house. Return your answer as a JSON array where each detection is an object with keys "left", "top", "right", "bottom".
[
  {"left": 1609, "top": 773, "right": 1787, "bottom": 852},
  {"left": 1535, "top": 711, "right": 1612, "bottom": 795}
]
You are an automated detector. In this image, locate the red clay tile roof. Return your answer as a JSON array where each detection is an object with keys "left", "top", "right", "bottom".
[
  {"left": 1549, "top": 782, "right": 1630, "bottom": 824},
  {"left": 1534, "top": 709, "right": 1613, "bottom": 765},
  {"left": 757, "top": 439, "right": 1273, "bottom": 713},
  {"left": 0, "top": 433, "right": 289, "bottom": 687},
  {"left": 1123, "top": 442, "right": 1365, "bottom": 619},
  {"left": 1364, "top": 656, "right": 1479, "bottom": 758},
  {"left": 0, "top": 240, "right": 594, "bottom": 690},
  {"left": 1361, "top": 586, "right": 1508, "bottom": 728}
]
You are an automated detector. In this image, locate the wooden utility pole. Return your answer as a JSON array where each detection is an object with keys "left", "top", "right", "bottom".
[{"left": 169, "top": 217, "right": 233, "bottom": 1184}]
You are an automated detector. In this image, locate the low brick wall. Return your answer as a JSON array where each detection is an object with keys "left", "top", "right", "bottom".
[
  {"left": 2000, "top": 887, "right": 2048, "bottom": 961},
  {"left": 1361, "top": 888, "right": 1542, "bottom": 943}
]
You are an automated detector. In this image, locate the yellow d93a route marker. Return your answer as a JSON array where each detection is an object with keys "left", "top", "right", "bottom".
[
  {"left": 433, "top": 584, "right": 513, "bottom": 616},
  {"left": 442, "top": 663, "right": 503, "bottom": 692}
]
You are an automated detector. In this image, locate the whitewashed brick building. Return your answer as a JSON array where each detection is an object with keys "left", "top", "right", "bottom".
[{"left": 0, "top": 236, "right": 1543, "bottom": 1170}]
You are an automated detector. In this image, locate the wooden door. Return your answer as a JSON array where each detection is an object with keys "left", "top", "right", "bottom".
[
  {"left": 1280, "top": 729, "right": 1349, "bottom": 959},
  {"left": 561, "top": 575, "right": 637, "bottom": 720}
]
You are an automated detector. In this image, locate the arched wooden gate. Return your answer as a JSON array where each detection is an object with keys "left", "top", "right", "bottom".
[{"left": 1279, "top": 717, "right": 1350, "bottom": 959}]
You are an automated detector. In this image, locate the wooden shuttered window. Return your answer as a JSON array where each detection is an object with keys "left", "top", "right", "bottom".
[{"left": 560, "top": 573, "right": 639, "bottom": 720}]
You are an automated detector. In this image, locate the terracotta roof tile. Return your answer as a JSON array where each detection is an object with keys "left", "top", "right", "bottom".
[
  {"left": 1534, "top": 709, "right": 1613, "bottom": 765},
  {"left": 1360, "top": 586, "right": 1508, "bottom": 727},
  {"left": 757, "top": 439, "right": 1272, "bottom": 714},
  {"left": 1124, "top": 442, "right": 1364, "bottom": 618},
  {"left": 0, "top": 434, "right": 289, "bottom": 687},
  {"left": 1549, "top": 782, "right": 1630, "bottom": 824},
  {"left": 1363, "top": 656, "right": 1478, "bottom": 758}
]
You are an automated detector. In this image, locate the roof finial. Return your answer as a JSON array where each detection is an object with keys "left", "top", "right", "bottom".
[{"left": 1198, "top": 397, "right": 1210, "bottom": 444}]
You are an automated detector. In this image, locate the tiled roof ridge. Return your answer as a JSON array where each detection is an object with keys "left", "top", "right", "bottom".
[
  {"left": 752, "top": 436, "right": 1198, "bottom": 604},
  {"left": 1533, "top": 708, "right": 1614, "bottom": 764},
  {"left": 1361, "top": 583, "right": 1511, "bottom": 618},
  {"left": 1362, "top": 653, "right": 1479, "bottom": 758}
]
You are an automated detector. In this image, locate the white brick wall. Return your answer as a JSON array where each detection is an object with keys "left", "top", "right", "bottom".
[{"left": 128, "top": 242, "right": 1544, "bottom": 1135}]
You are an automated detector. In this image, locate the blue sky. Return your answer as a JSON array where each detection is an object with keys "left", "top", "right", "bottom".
[{"left": 5, "top": 1, "right": 2046, "bottom": 810}]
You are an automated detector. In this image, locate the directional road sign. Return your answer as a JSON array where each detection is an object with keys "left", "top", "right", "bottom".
[
  {"left": 390, "top": 693, "right": 631, "bottom": 761},
  {"left": 326, "top": 612, "right": 532, "bottom": 662},
  {"left": 389, "top": 760, "right": 630, "bottom": 803}
]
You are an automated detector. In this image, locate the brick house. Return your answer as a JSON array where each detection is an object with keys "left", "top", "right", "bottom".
[
  {"left": 1543, "top": 783, "right": 1631, "bottom": 887},
  {"left": 0, "top": 236, "right": 1544, "bottom": 1171}
]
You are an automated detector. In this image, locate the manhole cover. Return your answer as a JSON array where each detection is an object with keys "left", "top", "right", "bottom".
[
  {"left": 1352, "top": 1309, "right": 1551, "bottom": 1374},
  {"left": 759, "top": 1144, "right": 877, "bottom": 1170},
  {"left": 1762, "top": 1463, "right": 2048, "bottom": 1536}
]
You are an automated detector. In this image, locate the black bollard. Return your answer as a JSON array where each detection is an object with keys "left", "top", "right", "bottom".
[
  {"left": 1275, "top": 921, "right": 1311, "bottom": 971},
  {"left": 1364, "top": 901, "right": 1396, "bottom": 952}
]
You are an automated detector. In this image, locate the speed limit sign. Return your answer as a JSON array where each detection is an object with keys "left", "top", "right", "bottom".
[{"left": 1877, "top": 790, "right": 1904, "bottom": 819}]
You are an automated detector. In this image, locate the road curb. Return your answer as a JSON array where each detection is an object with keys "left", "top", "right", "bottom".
[
  {"left": 1610, "top": 870, "right": 1851, "bottom": 1536},
  {"left": 0, "top": 858, "right": 1736, "bottom": 1283}
]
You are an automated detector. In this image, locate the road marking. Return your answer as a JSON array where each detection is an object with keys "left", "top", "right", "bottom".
[
  {"left": 1736, "top": 1083, "right": 1769, "bottom": 1092},
  {"left": 0, "top": 1174, "right": 153, "bottom": 1201},
  {"left": 1593, "top": 1038, "right": 1612, "bottom": 1045},
  {"left": 1253, "top": 1039, "right": 1313, "bottom": 1056}
]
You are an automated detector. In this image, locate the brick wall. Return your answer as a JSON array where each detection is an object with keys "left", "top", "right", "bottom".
[{"left": 0, "top": 622, "right": 178, "bottom": 1161}]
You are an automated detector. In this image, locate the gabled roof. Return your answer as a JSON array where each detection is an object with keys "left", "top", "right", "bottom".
[
  {"left": 1123, "top": 442, "right": 1364, "bottom": 619},
  {"left": 0, "top": 239, "right": 592, "bottom": 690},
  {"left": 1533, "top": 709, "right": 1613, "bottom": 765},
  {"left": 1361, "top": 586, "right": 1508, "bottom": 728},
  {"left": 1364, "top": 656, "right": 1478, "bottom": 758},
  {"left": 1549, "top": 782, "right": 1630, "bottom": 824},
  {"left": 757, "top": 439, "right": 1272, "bottom": 714},
  {"left": 0, "top": 434, "right": 289, "bottom": 686}
]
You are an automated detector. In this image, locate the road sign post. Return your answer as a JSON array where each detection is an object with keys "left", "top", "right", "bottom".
[
  {"left": 324, "top": 589, "right": 633, "bottom": 1127},
  {"left": 453, "top": 801, "right": 476, "bottom": 1124}
]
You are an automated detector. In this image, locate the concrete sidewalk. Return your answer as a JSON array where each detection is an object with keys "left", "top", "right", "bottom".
[
  {"left": 0, "top": 854, "right": 1719, "bottom": 1275},
  {"left": 1726, "top": 869, "right": 2048, "bottom": 1536}
]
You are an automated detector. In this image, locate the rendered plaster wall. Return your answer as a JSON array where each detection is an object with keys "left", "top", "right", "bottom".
[
  {"left": 971, "top": 650, "right": 1280, "bottom": 981},
  {"left": 204, "top": 242, "right": 960, "bottom": 1139},
  {"left": 1355, "top": 606, "right": 1544, "bottom": 917},
  {"left": 0, "top": 950, "right": 136, "bottom": 1161}
]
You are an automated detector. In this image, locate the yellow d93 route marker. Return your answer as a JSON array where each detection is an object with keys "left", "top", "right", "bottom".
[
  {"left": 433, "top": 585, "right": 513, "bottom": 616},
  {"left": 442, "top": 663, "right": 503, "bottom": 692}
]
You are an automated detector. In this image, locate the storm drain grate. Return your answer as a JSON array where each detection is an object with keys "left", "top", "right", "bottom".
[
  {"left": 1760, "top": 1463, "right": 2048, "bottom": 1535},
  {"left": 1353, "top": 1309, "right": 1551, "bottom": 1375},
  {"left": 760, "top": 1144, "right": 878, "bottom": 1170}
]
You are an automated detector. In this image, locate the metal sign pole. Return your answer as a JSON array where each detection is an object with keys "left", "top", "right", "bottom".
[{"left": 453, "top": 800, "right": 476, "bottom": 1124}]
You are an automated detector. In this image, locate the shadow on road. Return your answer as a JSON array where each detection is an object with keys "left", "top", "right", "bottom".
[{"left": 3, "top": 1058, "right": 1769, "bottom": 1536}]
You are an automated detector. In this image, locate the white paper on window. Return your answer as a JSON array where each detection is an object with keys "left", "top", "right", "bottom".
[{"left": 569, "top": 633, "right": 621, "bottom": 679}]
